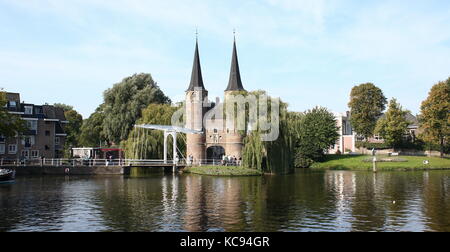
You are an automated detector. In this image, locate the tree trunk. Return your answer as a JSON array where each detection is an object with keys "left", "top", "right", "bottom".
[{"left": 440, "top": 137, "right": 445, "bottom": 158}]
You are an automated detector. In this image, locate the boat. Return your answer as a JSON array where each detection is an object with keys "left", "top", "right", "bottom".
[{"left": 0, "top": 169, "right": 15, "bottom": 182}]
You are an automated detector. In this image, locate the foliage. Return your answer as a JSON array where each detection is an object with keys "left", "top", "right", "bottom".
[
  {"left": 184, "top": 166, "right": 263, "bottom": 176},
  {"left": 102, "top": 73, "right": 171, "bottom": 144},
  {"left": 294, "top": 107, "right": 340, "bottom": 168},
  {"left": 374, "top": 98, "right": 410, "bottom": 149},
  {"left": 53, "top": 103, "right": 74, "bottom": 112},
  {"left": 419, "top": 78, "right": 450, "bottom": 158},
  {"left": 122, "top": 103, "right": 184, "bottom": 159},
  {"left": 0, "top": 92, "right": 26, "bottom": 137},
  {"left": 54, "top": 103, "right": 83, "bottom": 157},
  {"left": 356, "top": 141, "right": 392, "bottom": 150},
  {"left": 348, "top": 83, "right": 387, "bottom": 139},
  {"left": 242, "top": 95, "right": 299, "bottom": 174},
  {"left": 78, "top": 105, "right": 107, "bottom": 147}
]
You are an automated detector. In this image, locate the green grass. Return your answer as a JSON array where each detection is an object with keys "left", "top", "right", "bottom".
[
  {"left": 183, "top": 165, "right": 263, "bottom": 176},
  {"left": 311, "top": 155, "right": 450, "bottom": 171}
]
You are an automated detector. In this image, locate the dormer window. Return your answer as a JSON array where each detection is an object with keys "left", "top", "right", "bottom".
[{"left": 24, "top": 106, "right": 33, "bottom": 115}]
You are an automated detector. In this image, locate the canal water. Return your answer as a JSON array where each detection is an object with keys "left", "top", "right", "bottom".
[{"left": 1, "top": 169, "right": 449, "bottom": 232}]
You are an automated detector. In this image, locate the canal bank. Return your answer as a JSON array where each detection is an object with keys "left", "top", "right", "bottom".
[
  {"left": 3, "top": 166, "right": 129, "bottom": 176},
  {"left": 183, "top": 166, "right": 263, "bottom": 176},
  {"left": 311, "top": 155, "right": 450, "bottom": 171}
]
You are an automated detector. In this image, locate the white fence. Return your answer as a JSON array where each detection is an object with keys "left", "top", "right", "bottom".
[
  {"left": 0, "top": 158, "right": 243, "bottom": 167},
  {"left": 0, "top": 158, "right": 184, "bottom": 167}
]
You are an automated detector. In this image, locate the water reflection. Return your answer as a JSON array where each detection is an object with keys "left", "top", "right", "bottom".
[{"left": 1, "top": 170, "right": 450, "bottom": 232}]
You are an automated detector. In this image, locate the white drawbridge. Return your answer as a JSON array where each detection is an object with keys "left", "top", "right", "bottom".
[{"left": 134, "top": 124, "right": 202, "bottom": 165}]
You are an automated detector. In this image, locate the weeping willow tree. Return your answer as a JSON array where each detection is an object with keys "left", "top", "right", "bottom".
[
  {"left": 121, "top": 103, "right": 186, "bottom": 160},
  {"left": 239, "top": 90, "right": 303, "bottom": 174}
]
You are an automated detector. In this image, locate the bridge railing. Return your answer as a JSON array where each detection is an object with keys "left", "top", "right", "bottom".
[
  {"left": 0, "top": 158, "right": 187, "bottom": 167},
  {"left": 1, "top": 158, "right": 243, "bottom": 168}
]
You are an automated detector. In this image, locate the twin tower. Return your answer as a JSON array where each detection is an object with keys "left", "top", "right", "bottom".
[{"left": 185, "top": 38, "right": 246, "bottom": 163}]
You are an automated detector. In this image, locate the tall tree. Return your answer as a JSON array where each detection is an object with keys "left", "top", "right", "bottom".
[
  {"left": 122, "top": 103, "right": 184, "bottom": 159},
  {"left": 54, "top": 103, "right": 83, "bottom": 157},
  {"left": 419, "top": 78, "right": 450, "bottom": 158},
  {"left": 78, "top": 105, "right": 107, "bottom": 147},
  {"left": 294, "top": 107, "right": 340, "bottom": 168},
  {"left": 102, "top": 73, "right": 171, "bottom": 144},
  {"left": 348, "top": 83, "right": 387, "bottom": 140},
  {"left": 375, "top": 98, "right": 410, "bottom": 149},
  {"left": 0, "top": 92, "right": 26, "bottom": 137}
]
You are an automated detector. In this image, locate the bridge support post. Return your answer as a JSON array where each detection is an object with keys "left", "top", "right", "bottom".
[{"left": 164, "top": 131, "right": 178, "bottom": 165}]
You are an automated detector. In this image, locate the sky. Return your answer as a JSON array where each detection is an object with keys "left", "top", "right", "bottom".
[{"left": 1, "top": 0, "right": 450, "bottom": 118}]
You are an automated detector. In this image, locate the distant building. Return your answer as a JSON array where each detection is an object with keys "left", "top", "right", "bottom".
[
  {"left": 329, "top": 112, "right": 356, "bottom": 154},
  {"left": 0, "top": 92, "right": 68, "bottom": 160},
  {"left": 72, "top": 147, "right": 124, "bottom": 160},
  {"left": 357, "top": 112, "right": 421, "bottom": 144},
  {"left": 328, "top": 111, "right": 421, "bottom": 154}
]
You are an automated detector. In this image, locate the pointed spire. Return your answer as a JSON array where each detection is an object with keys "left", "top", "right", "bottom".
[
  {"left": 187, "top": 37, "right": 206, "bottom": 92},
  {"left": 225, "top": 36, "right": 245, "bottom": 92}
]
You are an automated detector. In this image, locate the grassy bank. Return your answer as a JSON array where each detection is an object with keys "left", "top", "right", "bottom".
[
  {"left": 311, "top": 155, "right": 450, "bottom": 171},
  {"left": 183, "top": 166, "right": 263, "bottom": 176}
]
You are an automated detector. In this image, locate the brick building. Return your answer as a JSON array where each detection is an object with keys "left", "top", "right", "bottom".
[{"left": 0, "top": 92, "right": 67, "bottom": 160}]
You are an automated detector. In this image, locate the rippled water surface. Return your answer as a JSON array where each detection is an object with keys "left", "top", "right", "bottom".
[{"left": 1, "top": 170, "right": 450, "bottom": 232}]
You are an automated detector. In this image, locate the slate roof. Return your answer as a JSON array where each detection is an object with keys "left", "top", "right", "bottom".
[
  {"left": 225, "top": 40, "right": 245, "bottom": 92},
  {"left": 186, "top": 40, "right": 206, "bottom": 92}
]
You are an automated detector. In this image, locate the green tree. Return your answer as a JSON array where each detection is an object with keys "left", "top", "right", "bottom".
[
  {"left": 242, "top": 93, "right": 299, "bottom": 174},
  {"left": 348, "top": 83, "right": 387, "bottom": 140},
  {"left": 53, "top": 103, "right": 74, "bottom": 112},
  {"left": 0, "top": 92, "right": 26, "bottom": 137},
  {"left": 54, "top": 103, "right": 84, "bottom": 157},
  {"left": 375, "top": 98, "right": 410, "bottom": 149},
  {"left": 102, "top": 73, "right": 171, "bottom": 144},
  {"left": 122, "top": 103, "right": 184, "bottom": 159},
  {"left": 294, "top": 107, "right": 340, "bottom": 168},
  {"left": 78, "top": 105, "right": 107, "bottom": 147},
  {"left": 419, "top": 78, "right": 450, "bottom": 158}
]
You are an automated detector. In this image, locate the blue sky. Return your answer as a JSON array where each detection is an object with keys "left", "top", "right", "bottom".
[{"left": 1, "top": 0, "right": 450, "bottom": 118}]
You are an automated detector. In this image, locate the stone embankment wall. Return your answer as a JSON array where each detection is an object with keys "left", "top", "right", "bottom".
[{"left": 2, "top": 166, "right": 128, "bottom": 176}]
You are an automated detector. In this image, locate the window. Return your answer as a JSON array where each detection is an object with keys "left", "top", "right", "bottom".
[
  {"left": 21, "top": 150, "right": 29, "bottom": 159},
  {"left": 8, "top": 144, "right": 17, "bottom": 154},
  {"left": 374, "top": 135, "right": 384, "bottom": 141},
  {"left": 31, "top": 150, "right": 39, "bottom": 158},
  {"left": 0, "top": 135, "right": 5, "bottom": 143},
  {"left": 0, "top": 144, "right": 5, "bottom": 154},
  {"left": 55, "top": 137, "right": 60, "bottom": 145},
  {"left": 9, "top": 101, "right": 16, "bottom": 108},
  {"left": 45, "top": 131, "right": 50, "bottom": 136},
  {"left": 34, "top": 107, "right": 43, "bottom": 114},
  {"left": 24, "top": 106, "right": 33, "bottom": 115},
  {"left": 26, "top": 120, "right": 38, "bottom": 131},
  {"left": 22, "top": 136, "right": 35, "bottom": 147}
]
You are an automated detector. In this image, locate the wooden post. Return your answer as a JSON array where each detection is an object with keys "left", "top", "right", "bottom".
[{"left": 373, "top": 157, "right": 377, "bottom": 173}]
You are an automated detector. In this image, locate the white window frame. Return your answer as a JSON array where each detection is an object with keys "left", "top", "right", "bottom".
[
  {"left": 22, "top": 136, "right": 35, "bottom": 147},
  {"left": 24, "top": 106, "right": 33, "bottom": 115},
  {"left": 21, "top": 150, "right": 30, "bottom": 159},
  {"left": 0, "top": 144, "right": 5, "bottom": 154},
  {"left": 31, "top": 150, "right": 39, "bottom": 158},
  {"left": 25, "top": 120, "right": 38, "bottom": 131},
  {"left": 8, "top": 144, "right": 17, "bottom": 154}
]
